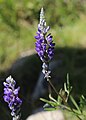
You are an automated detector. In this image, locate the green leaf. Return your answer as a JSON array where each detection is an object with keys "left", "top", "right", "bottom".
[
  {"left": 57, "top": 89, "right": 63, "bottom": 104},
  {"left": 70, "top": 95, "right": 81, "bottom": 114},
  {"left": 49, "top": 94, "right": 57, "bottom": 103},
  {"left": 80, "top": 95, "right": 86, "bottom": 111},
  {"left": 40, "top": 98, "right": 57, "bottom": 107},
  {"left": 44, "top": 107, "right": 57, "bottom": 111}
]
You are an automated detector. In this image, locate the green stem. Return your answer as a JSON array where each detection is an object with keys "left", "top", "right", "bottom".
[
  {"left": 45, "top": 65, "right": 83, "bottom": 120},
  {"left": 47, "top": 79, "right": 83, "bottom": 120},
  {"left": 47, "top": 78, "right": 67, "bottom": 105},
  {"left": 70, "top": 95, "right": 81, "bottom": 113},
  {"left": 69, "top": 108, "right": 82, "bottom": 120}
]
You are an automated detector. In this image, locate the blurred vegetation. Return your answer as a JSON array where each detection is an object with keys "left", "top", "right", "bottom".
[
  {"left": 0, "top": 0, "right": 86, "bottom": 71},
  {"left": 0, "top": 0, "right": 86, "bottom": 120}
]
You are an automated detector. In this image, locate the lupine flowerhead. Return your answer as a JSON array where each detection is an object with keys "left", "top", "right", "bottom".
[
  {"left": 35, "top": 8, "right": 55, "bottom": 62},
  {"left": 3, "top": 75, "right": 22, "bottom": 118}
]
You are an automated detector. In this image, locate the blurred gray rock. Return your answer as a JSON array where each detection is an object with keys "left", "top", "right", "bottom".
[{"left": 26, "top": 110, "right": 65, "bottom": 120}]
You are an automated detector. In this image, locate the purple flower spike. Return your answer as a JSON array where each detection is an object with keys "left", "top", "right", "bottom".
[
  {"left": 35, "top": 8, "right": 55, "bottom": 63},
  {"left": 3, "top": 76, "right": 22, "bottom": 118}
]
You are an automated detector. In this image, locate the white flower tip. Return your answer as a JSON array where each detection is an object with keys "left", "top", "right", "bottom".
[
  {"left": 6, "top": 75, "right": 16, "bottom": 86},
  {"left": 41, "top": 7, "right": 44, "bottom": 12},
  {"left": 6, "top": 75, "right": 11, "bottom": 82},
  {"left": 40, "top": 7, "right": 44, "bottom": 19}
]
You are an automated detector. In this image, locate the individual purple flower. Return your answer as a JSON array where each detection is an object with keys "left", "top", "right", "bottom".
[
  {"left": 3, "top": 76, "right": 22, "bottom": 119},
  {"left": 35, "top": 8, "right": 55, "bottom": 63}
]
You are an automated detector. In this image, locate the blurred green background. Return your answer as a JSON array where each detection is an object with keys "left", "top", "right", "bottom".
[
  {"left": 0, "top": 0, "right": 86, "bottom": 71},
  {"left": 0, "top": 0, "right": 86, "bottom": 120}
]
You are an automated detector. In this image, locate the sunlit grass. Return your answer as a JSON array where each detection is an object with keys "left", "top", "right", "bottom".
[{"left": 53, "top": 15, "right": 86, "bottom": 48}]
